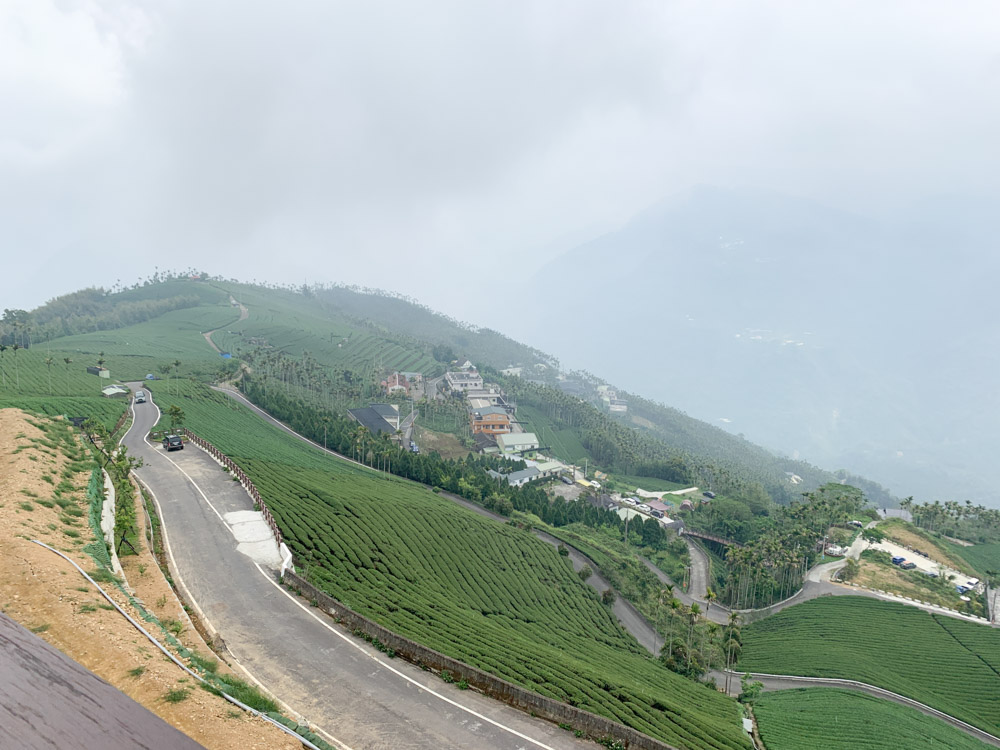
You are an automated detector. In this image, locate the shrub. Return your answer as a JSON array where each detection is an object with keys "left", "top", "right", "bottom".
[{"left": 164, "top": 688, "right": 190, "bottom": 703}]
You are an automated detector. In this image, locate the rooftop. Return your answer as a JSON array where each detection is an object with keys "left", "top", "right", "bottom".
[
  {"left": 370, "top": 403, "right": 399, "bottom": 420},
  {"left": 498, "top": 432, "right": 538, "bottom": 447},
  {"left": 0, "top": 613, "right": 202, "bottom": 750},
  {"left": 348, "top": 407, "right": 395, "bottom": 435},
  {"left": 471, "top": 407, "right": 509, "bottom": 418}
]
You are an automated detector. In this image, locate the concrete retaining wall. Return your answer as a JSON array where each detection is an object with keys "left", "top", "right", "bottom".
[
  {"left": 283, "top": 570, "right": 680, "bottom": 750},
  {"left": 185, "top": 429, "right": 682, "bottom": 749}
]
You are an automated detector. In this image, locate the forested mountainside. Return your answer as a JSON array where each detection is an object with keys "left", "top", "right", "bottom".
[{"left": 5, "top": 275, "right": 892, "bottom": 508}]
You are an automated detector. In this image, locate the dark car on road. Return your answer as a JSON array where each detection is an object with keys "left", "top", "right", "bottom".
[{"left": 163, "top": 435, "right": 184, "bottom": 451}]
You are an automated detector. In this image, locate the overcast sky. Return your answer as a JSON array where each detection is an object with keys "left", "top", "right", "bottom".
[{"left": 4, "top": 0, "right": 999, "bottom": 321}]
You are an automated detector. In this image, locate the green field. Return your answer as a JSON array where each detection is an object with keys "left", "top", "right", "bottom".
[
  {"left": 46, "top": 303, "right": 238, "bottom": 379},
  {"left": 738, "top": 597, "right": 1000, "bottom": 736},
  {"left": 612, "top": 473, "right": 688, "bottom": 493},
  {"left": 517, "top": 403, "right": 592, "bottom": 464},
  {"left": 149, "top": 382, "right": 749, "bottom": 749},
  {"left": 948, "top": 541, "right": 1000, "bottom": 579},
  {"left": 0, "top": 348, "right": 128, "bottom": 429},
  {"left": 208, "top": 283, "right": 441, "bottom": 376},
  {"left": 754, "top": 688, "right": 993, "bottom": 750}
]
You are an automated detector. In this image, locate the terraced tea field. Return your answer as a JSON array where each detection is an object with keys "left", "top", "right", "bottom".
[
  {"left": 47, "top": 303, "right": 239, "bottom": 377},
  {"left": 208, "top": 284, "right": 439, "bottom": 375},
  {"left": 0, "top": 349, "right": 128, "bottom": 429},
  {"left": 948, "top": 541, "right": 1000, "bottom": 579},
  {"left": 517, "top": 404, "right": 592, "bottom": 464},
  {"left": 754, "top": 688, "right": 993, "bottom": 750},
  {"left": 149, "top": 382, "right": 750, "bottom": 750},
  {"left": 738, "top": 597, "right": 1000, "bottom": 736}
]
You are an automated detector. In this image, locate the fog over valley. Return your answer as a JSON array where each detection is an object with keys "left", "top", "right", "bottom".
[
  {"left": 5, "top": 6, "right": 1000, "bottom": 749},
  {"left": 5, "top": 0, "right": 999, "bottom": 506}
]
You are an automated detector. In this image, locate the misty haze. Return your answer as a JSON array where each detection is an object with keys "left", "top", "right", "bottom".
[{"left": 2, "top": 3, "right": 999, "bottom": 750}]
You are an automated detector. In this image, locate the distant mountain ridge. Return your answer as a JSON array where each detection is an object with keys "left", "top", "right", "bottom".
[{"left": 518, "top": 185, "right": 999, "bottom": 505}]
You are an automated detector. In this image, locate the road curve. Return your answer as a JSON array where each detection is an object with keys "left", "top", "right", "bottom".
[
  {"left": 684, "top": 539, "right": 709, "bottom": 600},
  {"left": 709, "top": 670, "right": 1000, "bottom": 748},
  {"left": 213, "top": 386, "right": 664, "bottom": 653},
  {"left": 124, "top": 387, "right": 588, "bottom": 750}
]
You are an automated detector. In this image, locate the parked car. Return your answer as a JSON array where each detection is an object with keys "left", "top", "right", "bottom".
[
  {"left": 923, "top": 570, "right": 939, "bottom": 578},
  {"left": 163, "top": 434, "right": 184, "bottom": 451},
  {"left": 848, "top": 520, "right": 864, "bottom": 528},
  {"left": 900, "top": 561, "right": 917, "bottom": 570},
  {"left": 650, "top": 510, "right": 664, "bottom": 519},
  {"left": 702, "top": 491, "right": 716, "bottom": 499},
  {"left": 134, "top": 390, "right": 146, "bottom": 404},
  {"left": 891, "top": 556, "right": 905, "bottom": 565},
  {"left": 637, "top": 504, "right": 652, "bottom": 513}
]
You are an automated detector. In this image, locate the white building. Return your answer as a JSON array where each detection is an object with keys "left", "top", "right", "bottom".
[
  {"left": 445, "top": 371, "right": 484, "bottom": 392},
  {"left": 496, "top": 432, "right": 540, "bottom": 454}
]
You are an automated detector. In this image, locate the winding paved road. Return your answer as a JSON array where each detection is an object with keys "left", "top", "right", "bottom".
[
  {"left": 213, "top": 386, "right": 662, "bottom": 654},
  {"left": 125, "top": 387, "right": 587, "bottom": 750},
  {"left": 684, "top": 538, "right": 710, "bottom": 600},
  {"left": 197, "top": 385, "right": 1000, "bottom": 747}
]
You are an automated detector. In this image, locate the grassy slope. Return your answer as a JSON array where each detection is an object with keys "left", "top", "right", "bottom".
[
  {"left": 877, "top": 518, "right": 973, "bottom": 572},
  {"left": 0, "top": 348, "right": 127, "bottom": 429},
  {"left": 150, "top": 382, "right": 749, "bottom": 750},
  {"left": 945, "top": 541, "right": 1000, "bottom": 579},
  {"left": 209, "top": 283, "right": 440, "bottom": 375},
  {"left": 754, "top": 688, "right": 992, "bottom": 750},
  {"left": 46, "top": 303, "right": 239, "bottom": 380},
  {"left": 516, "top": 403, "right": 592, "bottom": 464},
  {"left": 738, "top": 597, "right": 1000, "bottom": 736},
  {"left": 611, "top": 473, "right": 689, "bottom": 493}
]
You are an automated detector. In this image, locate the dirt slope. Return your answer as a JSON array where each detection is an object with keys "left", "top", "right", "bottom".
[{"left": 0, "top": 408, "right": 300, "bottom": 750}]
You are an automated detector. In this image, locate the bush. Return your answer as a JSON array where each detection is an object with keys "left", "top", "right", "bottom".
[
  {"left": 164, "top": 688, "right": 190, "bottom": 703},
  {"left": 841, "top": 558, "right": 860, "bottom": 581}
]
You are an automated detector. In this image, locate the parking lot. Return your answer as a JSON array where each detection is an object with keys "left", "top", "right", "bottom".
[{"left": 869, "top": 539, "right": 974, "bottom": 586}]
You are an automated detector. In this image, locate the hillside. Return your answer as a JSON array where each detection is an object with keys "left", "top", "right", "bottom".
[
  {"left": 737, "top": 597, "right": 1000, "bottom": 736},
  {"left": 754, "top": 688, "right": 994, "bottom": 750},
  {"left": 3, "top": 276, "right": 997, "bottom": 750},
  {"left": 4, "top": 276, "right": 891, "bottom": 510},
  {"left": 150, "top": 380, "right": 751, "bottom": 749},
  {"left": 517, "top": 186, "right": 999, "bottom": 504}
]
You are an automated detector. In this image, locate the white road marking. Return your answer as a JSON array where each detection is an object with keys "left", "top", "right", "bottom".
[
  {"left": 130, "top": 389, "right": 559, "bottom": 750},
  {"left": 124, "top": 393, "right": 355, "bottom": 750},
  {"left": 254, "top": 561, "right": 559, "bottom": 750}
]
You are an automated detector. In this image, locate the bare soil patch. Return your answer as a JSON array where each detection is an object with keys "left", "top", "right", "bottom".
[
  {"left": 0, "top": 408, "right": 298, "bottom": 750},
  {"left": 413, "top": 425, "right": 470, "bottom": 460}
]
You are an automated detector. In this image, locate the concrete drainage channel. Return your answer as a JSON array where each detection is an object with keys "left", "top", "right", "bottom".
[{"left": 30, "top": 539, "right": 331, "bottom": 750}]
